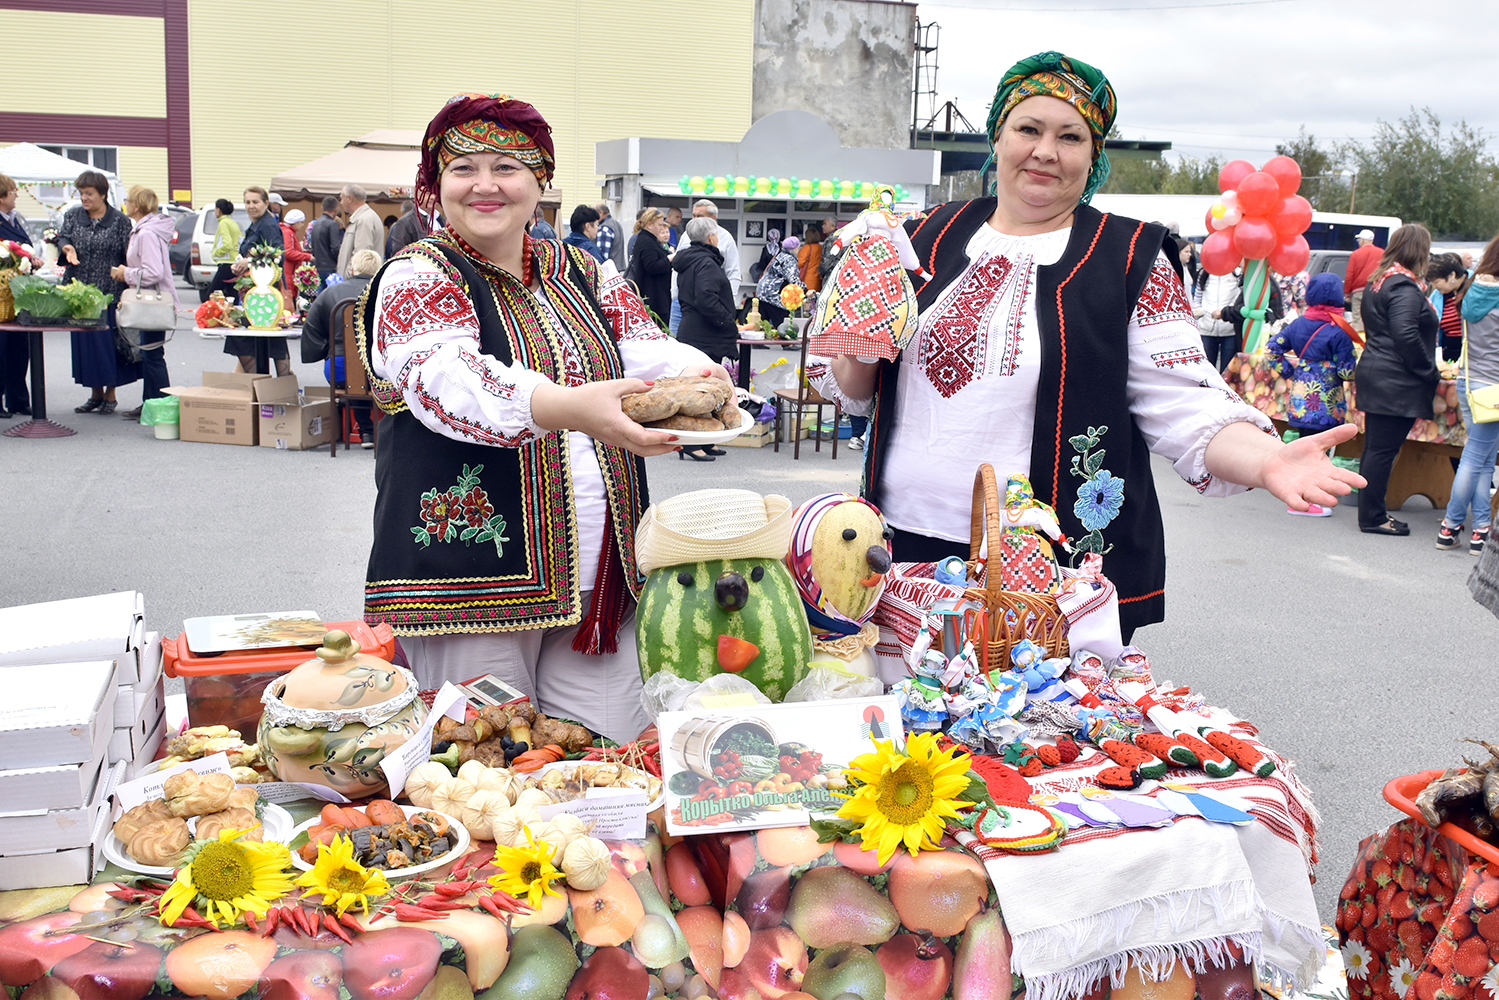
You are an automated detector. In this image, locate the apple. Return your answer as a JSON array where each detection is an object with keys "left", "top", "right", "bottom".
[
  {"left": 17, "top": 978, "right": 80, "bottom": 1000},
  {"left": 876, "top": 934, "right": 952, "bottom": 1000},
  {"left": 738, "top": 926, "right": 808, "bottom": 999},
  {"left": 342, "top": 927, "right": 442, "bottom": 1000},
  {"left": 259, "top": 951, "right": 343, "bottom": 1000},
  {"left": 0, "top": 912, "right": 91, "bottom": 986},
  {"left": 51, "top": 941, "right": 163, "bottom": 1000},
  {"left": 378, "top": 911, "right": 510, "bottom": 990}
]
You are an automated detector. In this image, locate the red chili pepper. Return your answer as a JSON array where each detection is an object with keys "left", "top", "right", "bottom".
[
  {"left": 296, "top": 906, "right": 318, "bottom": 938},
  {"left": 324, "top": 911, "right": 354, "bottom": 944},
  {"left": 262, "top": 906, "right": 281, "bottom": 937},
  {"left": 491, "top": 889, "right": 531, "bottom": 914},
  {"left": 476, "top": 894, "right": 506, "bottom": 919},
  {"left": 394, "top": 903, "right": 448, "bottom": 921},
  {"left": 243, "top": 911, "right": 259, "bottom": 934},
  {"left": 643, "top": 754, "right": 662, "bottom": 777},
  {"left": 416, "top": 895, "right": 470, "bottom": 911},
  {"left": 433, "top": 880, "right": 478, "bottom": 897}
]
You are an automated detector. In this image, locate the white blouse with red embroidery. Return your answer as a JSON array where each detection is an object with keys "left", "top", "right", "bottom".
[
  {"left": 808, "top": 223, "right": 1271, "bottom": 544},
  {"left": 372, "top": 255, "right": 713, "bottom": 587}
]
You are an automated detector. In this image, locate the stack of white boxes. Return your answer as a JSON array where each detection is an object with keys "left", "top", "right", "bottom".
[{"left": 0, "top": 592, "right": 164, "bottom": 889}]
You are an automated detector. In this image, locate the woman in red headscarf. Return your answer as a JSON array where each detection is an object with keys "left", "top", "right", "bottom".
[{"left": 358, "top": 93, "right": 729, "bottom": 741}]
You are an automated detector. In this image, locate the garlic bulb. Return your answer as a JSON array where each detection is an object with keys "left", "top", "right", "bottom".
[
  {"left": 430, "top": 776, "right": 478, "bottom": 817},
  {"left": 528, "top": 821, "right": 568, "bottom": 863},
  {"left": 457, "top": 760, "right": 489, "bottom": 787},
  {"left": 560, "top": 836, "right": 612, "bottom": 890},
  {"left": 458, "top": 790, "right": 510, "bottom": 841},
  {"left": 472, "top": 768, "right": 512, "bottom": 797},
  {"left": 406, "top": 761, "right": 453, "bottom": 809},
  {"left": 490, "top": 810, "right": 533, "bottom": 848},
  {"left": 515, "top": 788, "right": 553, "bottom": 810}
]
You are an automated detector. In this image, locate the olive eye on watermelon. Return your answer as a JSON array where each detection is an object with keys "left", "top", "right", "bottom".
[
  {"left": 750, "top": 565, "right": 765, "bottom": 582},
  {"left": 842, "top": 527, "right": 858, "bottom": 541},
  {"left": 882, "top": 525, "right": 894, "bottom": 540},
  {"left": 715, "top": 572, "right": 749, "bottom": 611},
  {"left": 677, "top": 570, "right": 695, "bottom": 586}
]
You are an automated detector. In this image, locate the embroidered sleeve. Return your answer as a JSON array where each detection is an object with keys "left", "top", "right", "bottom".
[
  {"left": 1127, "top": 249, "right": 1273, "bottom": 497},
  {"left": 807, "top": 353, "right": 874, "bottom": 416},
  {"left": 372, "top": 256, "right": 549, "bottom": 447}
]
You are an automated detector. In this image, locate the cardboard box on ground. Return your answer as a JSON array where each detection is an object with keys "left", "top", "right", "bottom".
[{"left": 164, "top": 373, "right": 334, "bottom": 450}]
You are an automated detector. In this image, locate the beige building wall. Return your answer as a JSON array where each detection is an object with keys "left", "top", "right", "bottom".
[
  {"left": 188, "top": 0, "right": 756, "bottom": 210},
  {"left": 6, "top": 11, "right": 166, "bottom": 118}
]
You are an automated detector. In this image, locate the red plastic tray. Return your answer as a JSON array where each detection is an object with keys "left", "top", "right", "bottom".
[{"left": 1382, "top": 769, "right": 1499, "bottom": 865}]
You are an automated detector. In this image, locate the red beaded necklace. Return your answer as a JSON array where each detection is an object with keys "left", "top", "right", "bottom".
[{"left": 446, "top": 226, "right": 534, "bottom": 287}]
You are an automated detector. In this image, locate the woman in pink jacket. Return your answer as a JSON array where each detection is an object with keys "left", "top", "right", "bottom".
[{"left": 110, "top": 185, "right": 181, "bottom": 418}]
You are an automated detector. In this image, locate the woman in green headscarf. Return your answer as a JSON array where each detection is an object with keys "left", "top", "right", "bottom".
[{"left": 812, "top": 51, "right": 1363, "bottom": 639}]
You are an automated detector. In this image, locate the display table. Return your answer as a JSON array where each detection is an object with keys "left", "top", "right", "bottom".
[
  {"left": 0, "top": 321, "right": 97, "bottom": 438},
  {"left": 736, "top": 337, "right": 803, "bottom": 390},
  {"left": 1224, "top": 352, "right": 1465, "bottom": 509},
  {"left": 198, "top": 326, "right": 302, "bottom": 376}
]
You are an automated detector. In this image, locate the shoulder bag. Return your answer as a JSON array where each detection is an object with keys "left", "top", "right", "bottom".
[
  {"left": 1464, "top": 343, "right": 1499, "bottom": 423},
  {"left": 117, "top": 271, "right": 177, "bottom": 343}
]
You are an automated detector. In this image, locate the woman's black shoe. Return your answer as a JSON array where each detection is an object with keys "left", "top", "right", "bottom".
[
  {"left": 704, "top": 447, "right": 727, "bottom": 456},
  {"left": 1360, "top": 518, "right": 1409, "bottom": 536},
  {"left": 75, "top": 398, "right": 103, "bottom": 413},
  {"left": 97, "top": 401, "right": 118, "bottom": 415},
  {"left": 678, "top": 449, "right": 715, "bottom": 462}
]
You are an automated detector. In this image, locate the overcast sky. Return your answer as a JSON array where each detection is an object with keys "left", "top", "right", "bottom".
[{"left": 914, "top": 0, "right": 1499, "bottom": 168}]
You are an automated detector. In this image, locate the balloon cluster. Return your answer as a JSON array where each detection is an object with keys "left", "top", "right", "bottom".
[
  {"left": 1200, "top": 156, "right": 1313, "bottom": 277},
  {"left": 677, "top": 175, "right": 908, "bottom": 202}
]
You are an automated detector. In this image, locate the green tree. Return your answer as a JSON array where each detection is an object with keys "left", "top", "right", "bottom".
[
  {"left": 1275, "top": 129, "right": 1350, "bottom": 214},
  {"left": 1099, "top": 153, "right": 1223, "bottom": 196}
]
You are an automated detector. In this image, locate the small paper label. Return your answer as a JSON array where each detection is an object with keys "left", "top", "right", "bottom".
[
  {"left": 251, "top": 781, "right": 351, "bottom": 805},
  {"left": 379, "top": 683, "right": 467, "bottom": 797},
  {"left": 112, "top": 752, "right": 232, "bottom": 816},
  {"left": 538, "top": 789, "right": 648, "bottom": 840},
  {"left": 310, "top": 417, "right": 322, "bottom": 435},
  {"left": 700, "top": 693, "right": 758, "bottom": 709}
]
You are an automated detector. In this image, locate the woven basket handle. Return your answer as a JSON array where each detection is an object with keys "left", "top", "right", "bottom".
[{"left": 968, "top": 464, "right": 1004, "bottom": 603}]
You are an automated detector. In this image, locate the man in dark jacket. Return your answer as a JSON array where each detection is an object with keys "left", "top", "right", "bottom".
[
  {"left": 386, "top": 200, "right": 422, "bottom": 257},
  {"left": 0, "top": 173, "right": 30, "bottom": 416},
  {"left": 310, "top": 195, "right": 343, "bottom": 287},
  {"left": 562, "top": 204, "right": 604, "bottom": 262},
  {"left": 301, "top": 247, "right": 378, "bottom": 447}
]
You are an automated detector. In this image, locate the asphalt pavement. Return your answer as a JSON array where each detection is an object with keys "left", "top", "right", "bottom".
[{"left": 2, "top": 280, "right": 1495, "bottom": 923}]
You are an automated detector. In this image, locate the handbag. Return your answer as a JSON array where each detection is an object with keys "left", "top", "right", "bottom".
[
  {"left": 117, "top": 274, "right": 177, "bottom": 336},
  {"left": 1464, "top": 345, "right": 1499, "bottom": 423}
]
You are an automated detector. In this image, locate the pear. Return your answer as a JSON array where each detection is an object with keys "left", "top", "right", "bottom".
[
  {"left": 785, "top": 866, "right": 898, "bottom": 949},
  {"left": 951, "top": 905, "right": 1011, "bottom": 1000},
  {"left": 628, "top": 871, "right": 690, "bottom": 966},
  {"left": 801, "top": 944, "right": 886, "bottom": 1000},
  {"left": 478, "top": 925, "right": 577, "bottom": 1000}
]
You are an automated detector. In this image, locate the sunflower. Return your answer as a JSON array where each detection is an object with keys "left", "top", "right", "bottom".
[
  {"left": 834, "top": 733, "right": 973, "bottom": 866},
  {"left": 159, "top": 827, "right": 295, "bottom": 927},
  {"left": 295, "top": 835, "right": 390, "bottom": 915},
  {"left": 488, "top": 830, "right": 564, "bottom": 910}
]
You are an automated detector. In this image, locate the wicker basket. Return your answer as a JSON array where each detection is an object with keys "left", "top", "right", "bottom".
[
  {"left": 936, "top": 464, "right": 1070, "bottom": 673},
  {"left": 0, "top": 269, "right": 14, "bottom": 323}
]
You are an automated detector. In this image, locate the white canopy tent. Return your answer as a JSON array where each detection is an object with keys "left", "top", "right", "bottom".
[{"left": 0, "top": 142, "right": 125, "bottom": 223}]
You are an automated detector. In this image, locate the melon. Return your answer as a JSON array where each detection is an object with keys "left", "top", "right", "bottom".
[
  {"left": 800, "top": 499, "right": 892, "bottom": 625},
  {"left": 636, "top": 557, "right": 814, "bottom": 702}
]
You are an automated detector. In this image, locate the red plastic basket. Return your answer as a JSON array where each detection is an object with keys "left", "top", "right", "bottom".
[{"left": 1382, "top": 769, "right": 1499, "bottom": 865}]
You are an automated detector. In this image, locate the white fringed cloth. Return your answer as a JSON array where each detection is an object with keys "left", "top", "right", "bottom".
[{"left": 953, "top": 726, "right": 1325, "bottom": 1000}]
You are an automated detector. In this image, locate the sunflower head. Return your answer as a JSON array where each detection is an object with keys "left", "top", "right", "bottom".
[
  {"left": 835, "top": 733, "right": 973, "bottom": 866},
  {"left": 295, "top": 835, "right": 390, "bottom": 916},
  {"left": 488, "top": 829, "right": 563, "bottom": 911},
  {"left": 159, "top": 827, "right": 294, "bottom": 927}
]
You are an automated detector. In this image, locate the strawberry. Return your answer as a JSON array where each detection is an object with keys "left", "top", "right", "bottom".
[
  {"left": 1437, "top": 971, "right": 1471, "bottom": 1000},
  {"left": 1366, "top": 901, "right": 1380, "bottom": 927},
  {"left": 1400, "top": 919, "right": 1426, "bottom": 950},
  {"left": 1489, "top": 940, "right": 1499, "bottom": 962},
  {"left": 1451, "top": 913, "right": 1475, "bottom": 940},
  {"left": 1437, "top": 863, "right": 1457, "bottom": 889},
  {"left": 1394, "top": 892, "right": 1418, "bottom": 919},
  {"left": 1019, "top": 758, "right": 1044, "bottom": 778},
  {"left": 1432, "top": 880, "right": 1455, "bottom": 906},
  {"left": 1424, "top": 903, "right": 1450, "bottom": 926},
  {"left": 1487, "top": 862, "right": 1499, "bottom": 879},
  {"left": 1369, "top": 923, "right": 1397, "bottom": 954},
  {"left": 1035, "top": 744, "right": 1063, "bottom": 767},
  {"left": 1379, "top": 884, "right": 1398, "bottom": 911},
  {"left": 1476, "top": 910, "right": 1499, "bottom": 942},
  {"left": 1424, "top": 924, "right": 1441, "bottom": 948},
  {"left": 1373, "top": 860, "right": 1396, "bottom": 887},
  {"left": 1418, "top": 971, "right": 1444, "bottom": 1000},
  {"left": 1056, "top": 737, "right": 1081, "bottom": 763},
  {"left": 1455, "top": 937, "right": 1491, "bottom": 979},
  {"left": 1400, "top": 865, "right": 1418, "bottom": 891},
  {"left": 1473, "top": 878, "right": 1499, "bottom": 912},
  {"left": 1344, "top": 878, "right": 1364, "bottom": 900},
  {"left": 1429, "top": 936, "right": 1457, "bottom": 973}
]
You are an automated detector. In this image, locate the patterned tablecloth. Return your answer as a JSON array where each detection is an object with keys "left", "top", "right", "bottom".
[{"left": 1224, "top": 353, "right": 1466, "bottom": 448}]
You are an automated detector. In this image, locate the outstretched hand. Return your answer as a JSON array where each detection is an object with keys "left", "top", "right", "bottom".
[
  {"left": 531, "top": 378, "right": 681, "bottom": 457},
  {"left": 1261, "top": 423, "right": 1367, "bottom": 510}
]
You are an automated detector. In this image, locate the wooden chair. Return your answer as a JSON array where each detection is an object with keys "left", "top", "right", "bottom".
[
  {"left": 328, "top": 298, "right": 379, "bottom": 457},
  {"left": 772, "top": 328, "right": 839, "bottom": 460}
]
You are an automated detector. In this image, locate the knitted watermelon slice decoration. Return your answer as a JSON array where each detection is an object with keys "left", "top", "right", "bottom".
[
  {"left": 1100, "top": 739, "right": 1167, "bottom": 780},
  {"left": 1204, "top": 730, "right": 1277, "bottom": 777},
  {"left": 1095, "top": 765, "right": 1142, "bottom": 790},
  {"left": 1172, "top": 732, "right": 1238, "bottom": 778},
  {"left": 1134, "top": 732, "right": 1199, "bottom": 767}
]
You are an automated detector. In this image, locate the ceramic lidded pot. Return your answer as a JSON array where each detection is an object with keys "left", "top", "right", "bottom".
[{"left": 257, "top": 630, "right": 427, "bottom": 798}]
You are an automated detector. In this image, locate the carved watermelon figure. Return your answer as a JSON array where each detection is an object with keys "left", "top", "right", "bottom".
[
  {"left": 635, "top": 489, "right": 816, "bottom": 702},
  {"left": 636, "top": 556, "right": 812, "bottom": 702}
]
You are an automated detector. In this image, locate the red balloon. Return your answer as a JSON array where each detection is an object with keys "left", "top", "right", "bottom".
[
  {"left": 1204, "top": 207, "right": 1217, "bottom": 233},
  {"left": 1218, "top": 159, "right": 1255, "bottom": 194},
  {"left": 1237, "top": 172, "right": 1280, "bottom": 216},
  {"left": 1271, "top": 194, "right": 1313, "bottom": 238},
  {"left": 1233, "top": 216, "right": 1277, "bottom": 259},
  {"left": 1262, "top": 155, "right": 1302, "bottom": 198},
  {"left": 1268, "top": 234, "right": 1311, "bottom": 276},
  {"left": 1201, "top": 230, "right": 1241, "bottom": 275}
]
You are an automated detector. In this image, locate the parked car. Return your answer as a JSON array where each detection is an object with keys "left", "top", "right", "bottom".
[
  {"left": 1306, "top": 250, "right": 1350, "bottom": 284},
  {"left": 187, "top": 203, "right": 249, "bottom": 292},
  {"left": 170, "top": 212, "right": 194, "bottom": 278}
]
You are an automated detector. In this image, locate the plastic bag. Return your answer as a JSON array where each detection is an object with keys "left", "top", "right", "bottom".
[
  {"left": 641, "top": 672, "right": 772, "bottom": 718},
  {"left": 749, "top": 356, "right": 798, "bottom": 396},
  {"left": 783, "top": 662, "right": 884, "bottom": 702},
  {"left": 139, "top": 397, "right": 179, "bottom": 425}
]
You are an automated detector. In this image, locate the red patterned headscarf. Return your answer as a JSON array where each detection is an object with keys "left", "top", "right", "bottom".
[{"left": 416, "top": 93, "right": 555, "bottom": 220}]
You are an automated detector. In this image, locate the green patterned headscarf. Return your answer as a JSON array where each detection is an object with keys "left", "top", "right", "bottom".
[{"left": 983, "top": 51, "right": 1117, "bottom": 204}]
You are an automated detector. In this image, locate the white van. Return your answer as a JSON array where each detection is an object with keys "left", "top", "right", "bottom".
[{"left": 187, "top": 203, "right": 250, "bottom": 291}]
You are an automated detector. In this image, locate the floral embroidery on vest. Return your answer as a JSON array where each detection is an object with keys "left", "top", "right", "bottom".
[
  {"left": 1069, "top": 425, "right": 1124, "bottom": 561},
  {"left": 413, "top": 464, "right": 511, "bottom": 557}
]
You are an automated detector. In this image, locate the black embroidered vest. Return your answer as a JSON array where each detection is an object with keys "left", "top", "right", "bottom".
[
  {"left": 867, "top": 200, "right": 1175, "bottom": 636},
  {"left": 357, "top": 235, "right": 647, "bottom": 636}
]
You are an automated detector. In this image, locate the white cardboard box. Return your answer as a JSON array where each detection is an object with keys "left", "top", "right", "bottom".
[
  {"left": 110, "top": 700, "right": 165, "bottom": 765},
  {"left": 0, "top": 711, "right": 111, "bottom": 813},
  {"left": 0, "top": 762, "right": 122, "bottom": 890},
  {"left": 114, "top": 634, "right": 163, "bottom": 728},
  {"left": 0, "top": 750, "right": 112, "bottom": 853},
  {"left": 0, "top": 661, "right": 118, "bottom": 770},
  {"left": 124, "top": 712, "right": 168, "bottom": 780},
  {"left": 0, "top": 592, "right": 146, "bottom": 679}
]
